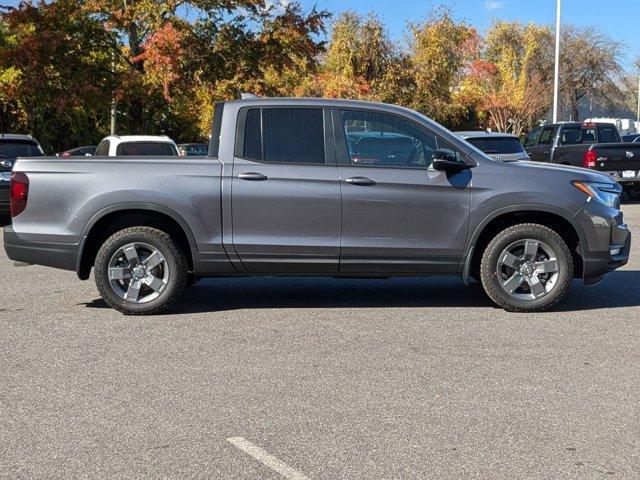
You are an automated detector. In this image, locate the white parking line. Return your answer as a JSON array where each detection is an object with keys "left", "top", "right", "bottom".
[{"left": 226, "top": 436, "right": 311, "bottom": 480}]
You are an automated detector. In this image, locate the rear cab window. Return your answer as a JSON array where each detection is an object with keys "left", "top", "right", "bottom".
[
  {"left": 466, "top": 137, "right": 525, "bottom": 154},
  {"left": 559, "top": 124, "right": 618, "bottom": 145},
  {"left": 116, "top": 142, "right": 178, "bottom": 156},
  {"left": 238, "top": 107, "right": 326, "bottom": 165}
]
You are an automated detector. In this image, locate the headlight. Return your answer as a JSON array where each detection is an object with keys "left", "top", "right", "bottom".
[{"left": 572, "top": 181, "right": 621, "bottom": 209}]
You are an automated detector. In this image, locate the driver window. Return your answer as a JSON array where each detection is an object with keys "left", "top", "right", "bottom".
[
  {"left": 524, "top": 127, "right": 541, "bottom": 147},
  {"left": 340, "top": 109, "right": 441, "bottom": 168}
]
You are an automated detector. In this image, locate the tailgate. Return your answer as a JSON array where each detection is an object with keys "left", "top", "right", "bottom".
[{"left": 593, "top": 143, "right": 640, "bottom": 171}]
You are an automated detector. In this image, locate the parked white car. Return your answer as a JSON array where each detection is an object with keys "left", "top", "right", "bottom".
[{"left": 93, "top": 135, "right": 179, "bottom": 156}]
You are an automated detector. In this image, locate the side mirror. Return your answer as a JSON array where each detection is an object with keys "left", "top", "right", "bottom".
[{"left": 432, "top": 149, "right": 473, "bottom": 172}]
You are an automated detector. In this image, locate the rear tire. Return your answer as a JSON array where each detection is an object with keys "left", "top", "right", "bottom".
[
  {"left": 480, "top": 223, "right": 573, "bottom": 312},
  {"left": 94, "top": 226, "right": 188, "bottom": 315}
]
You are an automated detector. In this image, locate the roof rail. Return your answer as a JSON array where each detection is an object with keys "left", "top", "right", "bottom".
[{"left": 240, "top": 92, "right": 261, "bottom": 99}]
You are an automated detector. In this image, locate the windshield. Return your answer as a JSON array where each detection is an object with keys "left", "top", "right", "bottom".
[
  {"left": 0, "top": 141, "right": 44, "bottom": 158},
  {"left": 466, "top": 137, "right": 524, "bottom": 154}
]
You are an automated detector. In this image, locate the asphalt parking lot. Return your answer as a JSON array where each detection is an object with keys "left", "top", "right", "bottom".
[{"left": 1, "top": 205, "right": 639, "bottom": 479}]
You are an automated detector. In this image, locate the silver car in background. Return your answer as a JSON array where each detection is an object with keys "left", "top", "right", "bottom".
[{"left": 456, "top": 131, "right": 529, "bottom": 162}]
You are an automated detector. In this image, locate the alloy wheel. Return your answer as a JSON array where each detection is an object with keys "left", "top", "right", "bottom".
[
  {"left": 108, "top": 242, "right": 170, "bottom": 304},
  {"left": 496, "top": 239, "right": 560, "bottom": 301}
]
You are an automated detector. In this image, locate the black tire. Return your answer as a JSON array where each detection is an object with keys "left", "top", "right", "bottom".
[
  {"left": 480, "top": 223, "right": 573, "bottom": 312},
  {"left": 94, "top": 226, "right": 188, "bottom": 315}
]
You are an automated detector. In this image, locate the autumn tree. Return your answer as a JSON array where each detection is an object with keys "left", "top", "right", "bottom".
[
  {"left": 299, "top": 11, "right": 394, "bottom": 99},
  {"left": 0, "top": 0, "right": 117, "bottom": 152},
  {"left": 408, "top": 10, "right": 480, "bottom": 128},
  {"left": 81, "top": 0, "right": 328, "bottom": 137},
  {"left": 458, "top": 21, "right": 552, "bottom": 135}
]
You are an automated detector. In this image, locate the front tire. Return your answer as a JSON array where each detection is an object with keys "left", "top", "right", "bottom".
[
  {"left": 480, "top": 223, "right": 573, "bottom": 312},
  {"left": 94, "top": 227, "right": 188, "bottom": 315}
]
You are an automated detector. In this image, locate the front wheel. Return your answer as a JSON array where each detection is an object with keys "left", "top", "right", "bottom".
[
  {"left": 480, "top": 223, "right": 573, "bottom": 312},
  {"left": 94, "top": 226, "right": 188, "bottom": 315}
]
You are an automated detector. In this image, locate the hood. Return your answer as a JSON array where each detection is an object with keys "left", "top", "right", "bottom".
[{"left": 506, "top": 160, "right": 614, "bottom": 183}]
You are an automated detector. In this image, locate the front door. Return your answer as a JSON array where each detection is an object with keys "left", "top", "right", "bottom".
[
  {"left": 526, "top": 125, "right": 554, "bottom": 162},
  {"left": 231, "top": 106, "right": 341, "bottom": 274},
  {"left": 333, "top": 108, "right": 472, "bottom": 275}
]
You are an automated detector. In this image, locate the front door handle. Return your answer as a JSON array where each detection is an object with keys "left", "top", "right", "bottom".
[
  {"left": 344, "top": 176, "right": 376, "bottom": 186},
  {"left": 238, "top": 172, "right": 269, "bottom": 181}
]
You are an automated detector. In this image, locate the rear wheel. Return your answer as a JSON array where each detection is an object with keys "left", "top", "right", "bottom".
[
  {"left": 94, "top": 226, "right": 187, "bottom": 315},
  {"left": 480, "top": 223, "right": 573, "bottom": 312}
]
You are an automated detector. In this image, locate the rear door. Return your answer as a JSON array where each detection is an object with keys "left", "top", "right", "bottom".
[
  {"left": 231, "top": 106, "right": 341, "bottom": 274},
  {"left": 334, "top": 107, "right": 472, "bottom": 275}
]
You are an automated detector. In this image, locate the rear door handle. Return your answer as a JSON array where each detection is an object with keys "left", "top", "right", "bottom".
[
  {"left": 238, "top": 172, "right": 269, "bottom": 181},
  {"left": 344, "top": 176, "right": 376, "bottom": 186}
]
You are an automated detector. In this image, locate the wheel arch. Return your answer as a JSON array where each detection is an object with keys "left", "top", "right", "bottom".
[
  {"left": 76, "top": 203, "right": 197, "bottom": 280},
  {"left": 463, "top": 205, "right": 586, "bottom": 283}
]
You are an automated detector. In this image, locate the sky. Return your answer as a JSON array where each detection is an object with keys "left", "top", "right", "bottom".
[{"left": 3, "top": 0, "right": 638, "bottom": 68}]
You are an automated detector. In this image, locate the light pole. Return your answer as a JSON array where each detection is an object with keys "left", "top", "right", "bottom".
[
  {"left": 110, "top": 50, "right": 116, "bottom": 135},
  {"left": 552, "top": 0, "right": 562, "bottom": 123}
]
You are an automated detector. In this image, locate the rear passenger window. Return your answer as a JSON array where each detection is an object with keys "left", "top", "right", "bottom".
[
  {"left": 243, "top": 109, "right": 262, "bottom": 161},
  {"left": 240, "top": 107, "right": 325, "bottom": 165}
]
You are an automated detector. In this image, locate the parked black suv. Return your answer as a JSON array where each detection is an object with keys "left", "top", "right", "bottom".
[{"left": 0, "top": 134, "right": 44, "bottom": 217}]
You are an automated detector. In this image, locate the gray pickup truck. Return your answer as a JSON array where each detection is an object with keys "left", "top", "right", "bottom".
[
  {"left": 524, "top": 122, "right": 640, "bottom": 199},
  {"left": 3, "top": 98, "right": 631, "bottom": 314}
]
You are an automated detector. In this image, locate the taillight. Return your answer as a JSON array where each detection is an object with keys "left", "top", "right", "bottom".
[
  {"left": 10, "top": 172, "right": 29, "bottom": 218},
  {"left": 583, "top": 149, "right": 597, "bottom": 168}
]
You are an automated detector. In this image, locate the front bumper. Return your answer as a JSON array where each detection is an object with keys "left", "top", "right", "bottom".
[
  {"left": 576, "top": 203, "right": 631, "bottom": 285},
  {"left": 3, "top": 225, "right": 79, "bottom": 271}
]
